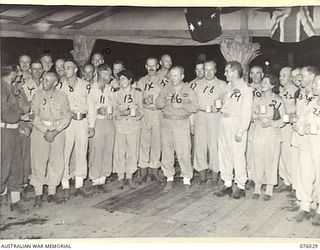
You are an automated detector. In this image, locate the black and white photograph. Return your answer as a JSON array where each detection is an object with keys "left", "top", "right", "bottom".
[{"left": 0, "top": 1, "right": 320, "bottom": 242}]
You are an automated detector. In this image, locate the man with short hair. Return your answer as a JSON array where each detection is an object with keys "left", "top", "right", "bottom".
[
  {"left": 30, "top": 72, "right": 71, "bottom": 207},
  {"left": 246, "top": 65, "right": 264, "bottom": 189},
  {"left": 19, "top": 61, "right": 44, "bottom": 197},
  {"left": 111, "top": 60, "right": 125, "bottom": 89},
  {"left": 82, "top": 63, "right": 95, "bottom": 85},
  {"left": 1, "top": 65, "right": 29, "bottom": 213},
  {"left": 294, "top": 66, "right": 319, "bottom": 222},
  {"left": 91, "top": 53, "right": 105, "bottom": 82},
  {"left": 19, "top": 55, "right": 32, "bottom": 81},
  {"left": 137, "top": 57, "right": 164, "bottom": 183},
  {"left": 277, "top": 67, "right": 299, "bottom": 194},
  {"left": 88, "top": 64, "right": 115, "bottom": 193},
  {"left": 192, "top": 60, "right": 227, "bottom": 188},
  {"left": 40, "top": 54, "right": 54, "bottom": 73},
  {"left": 216, "top": 61, "right": 253, "bottom": 199},
  {"left": 155, "top": 66, "right": 199, "bottom": 194},
  {"left": 157, "top": 54, "right": 172, "bottom": 87},
  {"left": 60, "top": 60, "right": 95, "bottom": 200},
  {"left": 55, "top": 58, "right": 66, "bottom": 82}
]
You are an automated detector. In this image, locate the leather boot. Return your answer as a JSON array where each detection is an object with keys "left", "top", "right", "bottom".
[
  {"left": 118, "top": 179, "right": 125, "bottom": 190},
  {"left": 74, "top": 187, "right": 93, "bottom": 198},
  {"left": 10, "top": 201, "right": 29, "bottom": 213},
  {"left": 138, "top": 168, "right": 149, "bottom": 185},
  {"left": 199, "top": 170, "right": 207, "bottom": 190},
  {"left": 62, "top": 189, "right": 70, "bottom": 201},
  {"left": 150, "top": 168, "right": 164, "bottom": 184},
  {"left": 128, "top": 179, "right": 137, "bottom": 190},
  {"left": 34, "top": 195, "right": 43, "bottom": 208}
]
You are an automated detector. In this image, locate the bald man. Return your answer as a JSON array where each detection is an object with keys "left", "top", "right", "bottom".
[
  {"left": 91, "top": 53, "right": 105, "bottom": 82},
  {"left": 157, "top": 54, "right": 172, "bottom": 87},
  {"left": 30, "top": 72, "right": 71, "bottom": 207}
]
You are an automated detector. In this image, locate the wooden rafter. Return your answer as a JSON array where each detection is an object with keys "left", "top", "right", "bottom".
[
  {"left": 0, "top": 15, "right": 22, "bottom": 21},
  {"left": 73, "top": 7, "right": 121, "bottom": 29},
  {"left": 20, "top": 8, "right": 59, "bottom": 25},
  {"left": 0, "top": 5, "right": 11, "bottom": 14},
  {"left": 53, "top": 8, "right": 100, "bottom": 28}
]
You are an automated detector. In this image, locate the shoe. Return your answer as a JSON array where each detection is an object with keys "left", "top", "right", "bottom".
[
  {"left": 33, "top": 195, "right": 42, "bottom": 208},
  {"left": 149, "top": 168, "right": 165, "bottom": 184},
  {"left": 99, "top": 184, "right": 111, "bottom": 193},
  {"left": 0, "top": 194, "right": 9, "bottom": 206},
  {"left": 62, "top": 189, "right": 70, "bottom": 201},
  {"left": 128, "top": 179, "right": 137, "bottom": 190},
  {"left": 74, "top": 187, "right": 93, "bottom": 198},
  {"left": 232, "top": 187, "right": 246, "bottom": 199},
  {"left": 10, "top": 201, "right": 29, "bottom": 214},
  {"left": 284, "top": 204, "right": 300, "bottom": 212},
  {"left": 312, "top": 213, "right": 320, "bottom": 226},
  {"left": 252, "top": 193, "right": 260, "bottom": 200},
  {"left": 214, "top": 186, "right": 233, "bottom": 197},
  {"left": 296, "top": 210, "right": 310, "bottom": 222},
  {"left": 138, "top": 168, "right": 149, "bottom": 185},
  {"left": 245, "top": 180, "right": 255, "bottom": 190},
  {"left": 184, "top": 185, "right": 191, "bottom": 196},
  {"left": 199, "top": 180, "right": 206, "bottom": 190},
  {"left": 287, "top": 190, "right": 296, "bottom": 199},
  {"left": 118, "top": 179, "right": 125, "bottom": 190},
  {"left": 262, "top": 194, "right": 272, "bottom": 201},
  {"left": 274, "top": 184, "right": 292, "bottom": 193},
  {"left": 47, "top": 194, "right": 63, "bottom": 204},
  {"left": 163, "top": 182, "right": 174, "bottom": 192}
]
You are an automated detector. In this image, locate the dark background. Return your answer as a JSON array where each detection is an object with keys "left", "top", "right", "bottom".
[{"left": 1, "top": 36, "right": 320, "bottom": 82}]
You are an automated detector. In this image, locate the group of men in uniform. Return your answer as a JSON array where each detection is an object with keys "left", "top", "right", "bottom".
[{"left": 1, "top": 51, "right": 319, "bottom": 226}]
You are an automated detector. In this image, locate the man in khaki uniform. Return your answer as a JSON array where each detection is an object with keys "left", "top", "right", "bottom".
[
  {"left": 246, "top": 65, "right": 263, "bottom": 188},
  {"left": 89, "top": 64, "right": 115, "bottom": 192},
  {"left": 55, "top": 59, "right": 66, "bottom": 82},
  {"left": 193, "top": 61, "right": 226, "bottom": 188},
  {"left": 60, "top": 60, "right": 95, "bottom": 199},
  {"left": 91, "top": 53, "right": 105, "bottom": 82},
  {"left": 216, "top": 61, "right": 253, "bottom": 199},
  {"left": 156, "top": 66, "right": 199, "bottom": 194},
  {"left": 157, "top": 54, "right": 172, "bottom": 87},
  {"left": 40, "top": 54, "right": 54, "bottom": 73},
  {"left": 137, "top": 57, "right": 164, "bottom": 183},
  {"left": 19, "top": 55, "right": 32, "bottom": 81},
  {"left": 111, "top": 60, "right": 126, "bottom": 89},
  {"left": 19, "top": 61, "right": 44, "bottom": 197},
  {"left": 30, "top": 72, "right": 71, "bottom": 207},
  {"left": 293, "top": 66, "right": 319, "bottom": 222}
]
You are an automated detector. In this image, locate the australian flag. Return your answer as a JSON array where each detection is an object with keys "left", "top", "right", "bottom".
[
  {"left": 270, "top": 6, "right": 315, "bottom": 43},
  {"left": 185, "top": 7, "right": 222, "bottom": 43}
]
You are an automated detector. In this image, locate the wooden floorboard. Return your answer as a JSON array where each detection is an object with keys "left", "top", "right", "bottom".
[{"left": 1, "top": 180, "right": 319, "bottom": 239}]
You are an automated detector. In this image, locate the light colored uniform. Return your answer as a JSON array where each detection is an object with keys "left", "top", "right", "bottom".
[
  {"left": 88, "top": 82, "right": 115, "bottom": 186},
  {"left": 246, "top": 82, "right": 262, "bottom": 180},
  {"left": 113, "top": 87, "right": 143, "bottom": 179},
  {"left": 192, "top": 77, "right": 226, "bottom": 174},
  {"left": 30, "top": 89, "right": 71, "bottom": 196},
  {"left": 20, "top": 78, "right": 42, "bottom": 185},
  {"left": 279, "top": 84, "right": 299, "bottom": 188},
  {"left": 155, "top": 84, "right": 199, "bottom": 184},
  {"left": 295, "top": 93, "right": 320, "bottom": 213},
  {"left": 219, "top": 79, "right": 253, "bottom": 189},
  {"left": 251, "top": 93, "right": 285, "bottom": 192},
  {"left": 60, "top": 77, "right": 95, "bottom": 189},
  {"left": 137, "top": 74, "right": 164, "bottom": 169}
]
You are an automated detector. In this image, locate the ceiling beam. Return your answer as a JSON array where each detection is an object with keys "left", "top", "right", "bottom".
[
  {"left": 20, "top": 8, "right": 59, "bottom": 25},
  {"left": 73, "top": 7, "right": 121, "bottom": 29},
  {"left": 53, "top": 8, "right": 100, "bottom": 28}
]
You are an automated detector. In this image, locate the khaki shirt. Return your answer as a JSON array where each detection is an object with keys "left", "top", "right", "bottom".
[
  {"left": 137, "top": 74, "right": 164, "bottom": 110},
  {"left": 113, "top": 87, "right": 143, "bottom": 134},
  {"left": 279, "top": 84, "right": 299, "bottom": 115},
  {"left": 59, "top": 77, "right": 95, "bottom": 127},
  {"left": 220, "top": 78, "right": 253, "bottom": 136},
  {"left": 22, "top": 78, "right": 42, "bottom": 102},
  {"left": 89, "top": 82, "right": 116, "bottom": 126},
  {"left": 31, "top": 89, "right": 71, "bottom": 133},
  {"left": 155, "top": 83, "right": 199, "bottom": 116},
  {"left": 192, "top": 77, "right": 227, "bottom": 110}
]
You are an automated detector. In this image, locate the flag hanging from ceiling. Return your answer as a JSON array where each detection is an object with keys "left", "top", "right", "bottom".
[
  {"left": 185, "top": 7, "right": 222, "bottom": 43},
  {"left": 270, "top": 6, "right": 315, "bottom": 43}
]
